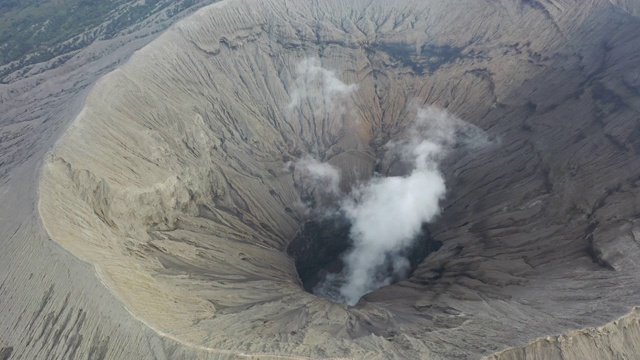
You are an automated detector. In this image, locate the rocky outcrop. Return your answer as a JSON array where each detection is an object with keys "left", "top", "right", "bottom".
[{"left": 0, "top": 0, "right": 638, "bottom": 358}]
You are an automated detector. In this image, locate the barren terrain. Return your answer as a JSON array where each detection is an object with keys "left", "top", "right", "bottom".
[{"left": 4, "top": 0, "right": 640, "bottom": 359}]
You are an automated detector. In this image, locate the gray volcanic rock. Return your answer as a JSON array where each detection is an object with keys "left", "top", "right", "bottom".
[{"left": 4, "top": 0, "right": 640, "bottom": 359}]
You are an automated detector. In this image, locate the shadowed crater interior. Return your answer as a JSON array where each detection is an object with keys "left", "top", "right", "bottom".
[{"left": 287, "top": 213, "right": 442, "bottom": 301}]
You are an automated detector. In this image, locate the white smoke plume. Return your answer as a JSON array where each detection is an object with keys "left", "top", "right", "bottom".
[
  {"left": 287, "top": 58, "right": 358, "bottom": 112},
  {"left": 287, "top": 61, "right": 490, "bottom": 305},
  {"left": 291, "top": 156, "right": 342, "bottom": 210},
  {"left": 304, "top": 107, "right": 490, "bottom": 305},
  {"left": 334, "top": 107, "right": 489, "bottom": 305}
]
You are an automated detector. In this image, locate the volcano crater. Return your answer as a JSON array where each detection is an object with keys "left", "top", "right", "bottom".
[{"left": 37, "top": 0, "right": 640, "bottom": 358}]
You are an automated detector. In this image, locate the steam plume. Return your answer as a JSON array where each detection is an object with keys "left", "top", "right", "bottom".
[
  {"left": 291, "top": 156, "right": 342, "bottom": 211},
  {"left": 287, "top": 59, "right": 489, "bottom": 305},
  {"left": 335, "top": 107, "right": 488, "bottom": 304},
  {"left": 287, "top": 58, "right": 357, "bottom": 112}
]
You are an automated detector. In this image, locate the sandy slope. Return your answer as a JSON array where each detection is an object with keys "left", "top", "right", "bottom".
[{"left": 0, "top": 2, "right": 227, "bottom": 360}]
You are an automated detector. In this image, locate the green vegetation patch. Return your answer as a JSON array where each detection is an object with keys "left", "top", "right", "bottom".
[{"left": 0, "top": 0, "right": 200, "bottom": 80}]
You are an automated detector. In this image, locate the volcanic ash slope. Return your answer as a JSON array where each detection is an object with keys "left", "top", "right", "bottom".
[{"left": 39, "top": 0, "right": 640, "bottom": 358}]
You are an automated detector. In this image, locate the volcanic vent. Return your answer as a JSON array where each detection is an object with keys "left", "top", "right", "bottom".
[
  {"left": 283, "top": 88, "right": 489, "bottom": 305},
  {"left": 288, "top": 214, "right": 441, "bottom": 304},
  {"left": 38, "top": 0, "right": 640, "bottom": 358}
]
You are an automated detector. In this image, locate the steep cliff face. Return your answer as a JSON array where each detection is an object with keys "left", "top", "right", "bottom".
[{"left": 32, "top": 0, "right": 640, "bottom": 358}]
